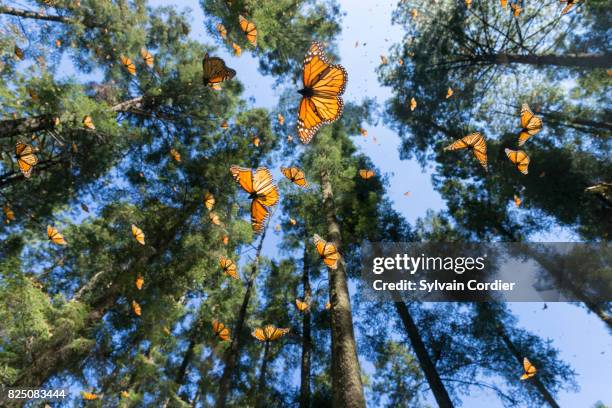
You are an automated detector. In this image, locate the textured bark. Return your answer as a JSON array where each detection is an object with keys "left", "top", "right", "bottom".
[
  {"left": 497, "top": 329, "right": 560, "bottom": 408},
  {"left": 0, "top": 6, "right": 78, "bottom": 24},
  {"left": 477, "top": 52, "right": 612, "bottom": 69},
  {"left": 299, "top": 243, "right": 312, "bottom": 408},
  {"left": 395, "top": 302, "right": 454, "bottom": 408},
  {"left": 319, "top": 169, "right": 365, "bottom": 408},
  {"left": 254, "top": 341, "right": 271, "bottom": 407},
  {"left": 215, "top": 229, "right": 267, "bottom": 408}
]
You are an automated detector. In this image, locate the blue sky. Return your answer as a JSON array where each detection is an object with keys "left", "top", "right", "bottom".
[{"left": 153, "top": 0, "right": 612, "bottom": 406}]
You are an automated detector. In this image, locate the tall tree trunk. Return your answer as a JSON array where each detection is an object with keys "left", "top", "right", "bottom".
[
  {"left": 176, "top": 337, "right": 197, "bottom": 387},
  {"left": 394, "top": 302, "right": 454, "bottom": 408},
  {"left": 319, "top": 169, "right": 365, "bottom": 408},
  {"left": 478, "top": 52, "right": 612, "bottom": 69},
  {"left": 497, "top": 329, "right": 560, "bottom": 408},
  {"left": 254, "top": 341, "right": 271, "bottom": 407},
  {"left": 300, "top": 243, "right": 312, "bottom": 408},
  {"left": 215, "top": 228, "right": 267, "bottom": 408}
]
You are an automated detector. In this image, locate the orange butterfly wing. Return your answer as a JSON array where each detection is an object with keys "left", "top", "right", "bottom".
[
  {"left": 520, "top": 357, "right": 537, "bottom": 380},
  {"left": 313, "top": 234, "right": 339, "bottom": 269},
  {"left": 281, "top": 166, "right": 307, "bottom": 187},
  {"left": 131, "top": 224, "right": 145, "bottom": 245},
  {"left": 238, "top": 15, "right": 257, "bottom": 46},
  {"left": 120, "top": 55, "right": 136, "bottom": 75},
  {"left": 505, "top": 148, "right": 530, "bottom": 175},
  {"left": 518, "top": 104, "right": 543, "bottom": 146},
  {"left": 15, "top": 142, "right": 38, "bottom": 178},
  {"left": 47, "top": 225, "right": 67, "bottom": 245},
  {"left": 444, "top": 132, "right": 488, "bottom": 170},
  {"left": 297, "top": 42, "right": 347, "bottom": 144}
]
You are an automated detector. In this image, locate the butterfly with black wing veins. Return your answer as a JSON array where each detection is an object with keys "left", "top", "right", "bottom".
[
  {"left": 202, "top": 53, "right": 236, "bottom": 87},
  {"left": 230, "top": 166, "right": 279, "bottom": 233},
  {"left": 297, "top": 42, "right": 348, "bottom": 144}
]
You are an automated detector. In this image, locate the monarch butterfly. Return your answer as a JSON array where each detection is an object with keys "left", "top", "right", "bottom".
[
  {"left": 398, "top": 58, "right": 404, "bottom": 66},
  {"left": 411, "top": 8, "right": 418, "bottom": 18},
  {"left": 501, "top": 0, "right": 507, "bottom": 7},
  {"left": 131, "top": 224, "right": 145, "bottom": 245},
  {"left": 232, "top": 43, "right": 242, "bottom": 57},
  {"left": 514, "top": 194, "right": 522, "bottom": 207},
  {"left": 297, "top": 42, "right": 348, "bottom": 144},
  {"left": 55, "top": 39, "right": 62, "bottom": 47},
  {"left": 82, "top": 115, "right": 96, "bottom": 130},
  {"left": 505, "top": 148, "right": 530, "bottom": 175},
  {"left": 410, "top": 97, "right": 417, "bottom": 111},
  {"left": 313, "top": 234, "right": 340, "bottom": 269},
  {"left": 281, "top": 166, "right": 308, "bottom": 187},
  {"left": 47, "top": 225, "right": 67, "bottom": 245},
  {"left": 444, "top": 132, "right": 488, "bottom": 170},
  {"left": 560, "top": 0, "right": 580, "bottom": 15},
  {"left": 359, "top": 169, "right": 375, "bottom": 179},
  {"left": 238, "top": 15, "right": 257, "bottom": 47},
  {"left": 221, "top": 120, "right": 229, "bottom": 129},
  {"left": 27, "top": 87, "right": 39, "bottom": 102},
  {"left": 15, "top": 142, "right": 38, "bottom": 178},
  {"left": 325, "top": 301, "right": 332, "bottom": 310},
  {"left": 132, "top": 300, "right": 142, "bottom": 316},
  {"left": 219, "top": 256, "right": 238, "bottom": 279},
  {"left": 136, "top": 273, "right": 144, "bottom": 290},
  {"left": 229, "top": 166, "right": 279, "bottom": 233},
  {"left": 277, "top": 113, "right": 285, "bottom": 125},
  {"left": 204, "top": 192, "right": 215, "bottom": 211},
  {"left": 404, "top": 191, "right": 411, "bottom": 197},
  {"left": 295, "top": 299, "right": 309, "bottom": 312},
  {"left": 252, "top": 136, "right": 260, "bottom": 147},
  {"left": 289, "top": 218, "right": 297, "bottom": 225},
  {"left": 120, "top": 55, "right": 136, "bottom": 75},
  {"left": 380, "top": 55, "right": 388, "bottom": 65},
  {"left": 14, "top": 45, "right": 24, "bottom": 60},
  {"left": 518, "top": 104, "right": 543, "bottom": 146},
  {"left": 446, "top": 87, "right": 454, "bottom": 99},
  {"left": 212, "top": 319, "right": 231, "bottom": 341},
  {"left": 511, "top": 3, "right": 522, "bottom": 16},
  {"left": 251, "top": 325, "right": 290, "bottom": 342},
  {"left": 360, "top": 128, "right": 368, "bottom": 137},
  {"left": 202, "top": 53, "right": 236, "bottom": 86},
  {"left": 3, "top": 204, "right": 15, "bottom": 223},
  {"left": 222, "top": 235, "right": 229, "bottom": 245},
  {"left": 81, "top": 391, "right": 98, "bottom": 400},
  {"left": 163, "top": 326, "right": 171, "bottom": 335},
  {"left": 209, "top": 211, "right": 221, "bottom": 226},
  {"left": 520, "top": 357, "right": 537, "bottom": 380},
  {"left": 169, "top": 148, "right": 181, "bottom": 163},
  {"left": 465, "top": 0, "right": 472, "bottom": 7},
  {"left": 216, "top": 23, "right": 227, "bottom": 39},
  {"left": 121, "top": 391, "right": 130, "bottom": 398},
  {"left": 140, "top": 48, "right": 154, "bottom": 67}
]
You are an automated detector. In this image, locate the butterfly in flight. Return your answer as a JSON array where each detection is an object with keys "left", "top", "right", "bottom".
[
  {"left": 81, "top": 392, "right": 98, "bottom": 400},
  {"left": 136, "top": 273, "right": 144, "bottom": 290},
  {"left": 446, "top": 87, "right": 454, "bottom": 99},
  {"left": 277, "top": 113, "right": 285, "bottom": 125},
  {"left": 203, "top": 192, "right": 215, "bottom": 211},
  {"left": 313, "top": 234, "right": 340, "bottom": 269},
  {"left": 560, "top": 0, "right": 581, "bottom": 15},
  {"left": 238, "top": 15, "right": 257, "bottom": 46},
  {"left": 281, "top": 166, "right": 308, "bottom": 187},
  {"left": 219, "top": 256, "right": 238, "bottom": 279},
  {"left": 505, "top": 149, "right": 530, "bottom": 175},
  {"left": 212, "top": 319, "right": 231, "bottom": 341},
  {"left": 230, "top": 166, "right": 279, "bottom": 233},
  {"left": 140, "top": 48, "right": 154, "bottom": 68},
  {"left": 202, "top": 53, "right": 236, "bottom": 86},
  {"left": 3, "top": 204, "right": 15, "bottom": 223},
  {"left": 251, "top": 324, "right": 290, "bottom": 342},
  {"left": 169, "top": 148, "right": 181, "bottom": 163},
  {"left": 131, "top": 224, "right": 145, "bottom": 245},
  {"left": 216, "top": 23, "right": 227, "bottom": 39},
  {"left": 520, "top": 357, "right": 537, "bottom": 380},
  {"left": 297, "top": 41, "right": 348, "bottom": 144},
  {"left": 120, "top": 55, "right": 136, "bottom": 75},
  {"left": 501, "top": 0, "right": 507, "bottom": 8},
  {"left": 47, "top": 225, "right": 67, "bottom": 245},
  {"left": 15, "top": 141, "right": 38, "bottom": 178},
  {"left": 14, "top": 45, "right": 24, "bottom": 60},
  {"left": 232, "top": 43, "right": 242, "bottom": 57},
  {"left": 209, "top": 211, "right": 222, "bottom": 226},
  {"left": 132, "top": 300, "right": 142, "bottom": 316},
  {"left": 295, "top": 299, "right": 309, "bottom": 312},
  {"left": 444, "top": 132, "right": 488, "bottom": 170},
  {"left": 511, "top": 2, "right": 522, "bottom": 16},
  {"left": 514, "top": 194, "right": 522, "bottom": 207},
  {"left": 518, "top": 104, "right": 543, "bottom": 146},
  {"left": 359, "top": 169, "right": 375, "bottom": 179},
  {"left": 410, "top": 97, "right": 417, "bottom": 111}
]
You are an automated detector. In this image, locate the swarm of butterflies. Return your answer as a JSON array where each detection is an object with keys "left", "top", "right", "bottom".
[{"left": 7, "top": 8, "right": 554, "bottom": 394}]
